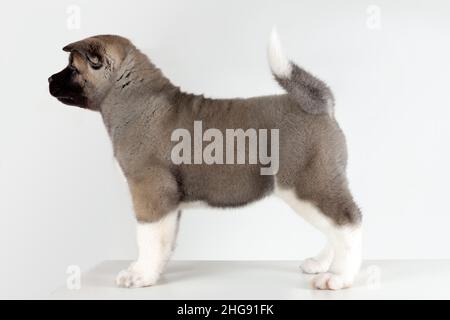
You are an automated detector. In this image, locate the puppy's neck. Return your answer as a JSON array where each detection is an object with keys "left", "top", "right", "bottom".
[
  {"left": 100, "top": 48, "right": 178, "bottom": 133},
  {"left": 114, "top": 48, "right": 175, "bottom": 95}
]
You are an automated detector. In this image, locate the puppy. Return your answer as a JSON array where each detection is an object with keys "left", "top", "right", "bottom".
[{"left": 49, "top": 30, "right": 362, "bottom": 290}]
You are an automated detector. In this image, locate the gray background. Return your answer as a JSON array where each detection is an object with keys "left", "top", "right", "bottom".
[{"left": 1, "top": 0, "right": 449, "bottom": 298}]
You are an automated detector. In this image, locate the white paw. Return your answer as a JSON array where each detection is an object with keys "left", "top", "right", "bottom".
[
  {"left": 116, "top": 264, "right": 159, "bottom": 288},
  {"left": 301, "top": 258, "right": 330, "bottom": 274},
  {"left": 311, "top": 272, "right": 353, "bottom": 290}
]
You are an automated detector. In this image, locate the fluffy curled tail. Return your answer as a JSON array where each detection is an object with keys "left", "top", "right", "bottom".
[{"left": 268, "top": 28, "right": 334, "bottom": 116}]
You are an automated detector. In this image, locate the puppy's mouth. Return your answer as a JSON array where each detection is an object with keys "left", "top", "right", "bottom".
[
  {"left": 57, "top": 96, "right": 75, "bottom": 103},
  {"left": 56, "top": 97, "right": 75, "bottom": 102},
  {"left": 53, "top": 94, "right": 87, "bottom": 107}
]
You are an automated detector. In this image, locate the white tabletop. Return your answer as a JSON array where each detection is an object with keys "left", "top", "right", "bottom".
[{"left": 50, "top": 260, "right": 450, "bottom": 300}]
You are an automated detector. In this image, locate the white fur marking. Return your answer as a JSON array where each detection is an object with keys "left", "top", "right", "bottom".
[
  {"left": 116, "top": 211, "right": 179, "bottom": 288},
  {"left": 178, "top": 201, "right": 210, "bottom": 211},
  {"left": 275, "top": 183, "right": 333, "bottom": 232},
  {"left": 268, "top": 27, "right": 292, "bottom": 78},
  {"left": 301, "top": 244, "right": 334, "bottom": 274}
]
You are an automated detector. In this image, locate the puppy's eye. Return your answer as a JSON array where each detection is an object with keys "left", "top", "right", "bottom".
[{"left": 86, "top": 53, "right": 102, "bottom": 70}]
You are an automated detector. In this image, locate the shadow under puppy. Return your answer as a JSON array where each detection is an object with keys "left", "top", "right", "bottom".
[{"left": 49, "top": 30, "right": 362, "bottom": 290}]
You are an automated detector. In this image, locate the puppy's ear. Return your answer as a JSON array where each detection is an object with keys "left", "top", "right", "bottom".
[{"left": 63, "top": 40, "right": 103, "bottom": 69}]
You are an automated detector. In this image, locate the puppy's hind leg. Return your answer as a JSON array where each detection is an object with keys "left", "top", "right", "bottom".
[
  {"left": 310, "top": 194, "right": 362, "bottom": 290},
  {"left": 276, "top": 185, "right": 362, "bottom": 290},
  {"left": 275, "top": 188, "right": 335, "bottom": 274},
  {"left": 313, "top": 222, "right": 361, "bottom": 290}
]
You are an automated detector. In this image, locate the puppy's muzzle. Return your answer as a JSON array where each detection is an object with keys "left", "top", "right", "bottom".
[{"left": 48, "top": 68, "right": 87, "bottom": 107}]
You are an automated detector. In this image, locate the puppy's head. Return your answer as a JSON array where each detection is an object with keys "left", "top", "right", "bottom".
[{"left": 49, "top": 35, "right": 132, "bottom": 110}]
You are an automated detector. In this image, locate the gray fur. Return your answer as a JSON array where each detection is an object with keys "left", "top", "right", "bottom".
[
  {"left": 49, "top": 35, "right": 361, "bottom": 227},
  {"left": 274, "top": 63, "right": 335, "bottom": 116}
]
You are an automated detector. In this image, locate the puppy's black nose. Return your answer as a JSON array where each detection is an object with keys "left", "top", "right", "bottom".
[{"left": 48, "top": 76, "right": 53, "bottom": 83}]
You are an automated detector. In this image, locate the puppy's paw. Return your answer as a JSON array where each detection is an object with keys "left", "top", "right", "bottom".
[
  {"left": 311, "top": 272, "right": 353, "bottom": 290},
  {"left": 300, "top": 258, "right": 330, "bottom": 274},
  {"left": 116, "top": 264, "right": 159, "bottom": 288}
]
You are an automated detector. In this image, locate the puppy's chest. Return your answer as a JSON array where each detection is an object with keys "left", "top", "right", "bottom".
[{"left": 111, "top": 126, "right": 172, "bottom": 176}]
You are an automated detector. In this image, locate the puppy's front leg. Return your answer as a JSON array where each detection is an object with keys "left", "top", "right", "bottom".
[{"left": 116, "top": 173, "right": 181, "bottom": 288}]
